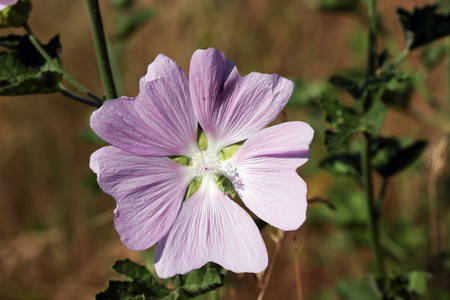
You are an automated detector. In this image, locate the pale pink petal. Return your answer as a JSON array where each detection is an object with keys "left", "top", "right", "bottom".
[
  {"left": 90, "top": 146, "right": 193, "bottom": 250},
  {"left": 189, "top": 48, "right": 294, "bottom": 152},
  {"left": 154, "top": 177, "right": 268, "bottom": 278},
  {"left": 91, "top": 54, "right": 198, "bottom": 157},
  {"left": 227, "top": 122, "right": 314, "bottom": 231},
  {"left": 0, "top": 0, "right": 18, "bottom": 10}
]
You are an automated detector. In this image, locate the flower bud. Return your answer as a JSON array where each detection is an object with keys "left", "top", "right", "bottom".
[{"left": 0, "top": 0, "right": 32, "bottom": 28}]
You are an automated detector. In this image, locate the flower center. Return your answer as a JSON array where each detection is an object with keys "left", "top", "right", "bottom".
[{"left": 191, "top": 151, "right": 221, "bottom": 177}]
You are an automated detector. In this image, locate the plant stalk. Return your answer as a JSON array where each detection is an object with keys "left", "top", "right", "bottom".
[
  {"left": 364, "top": 0, "right": 385, "bottom": 282},
  {"left": 85, "top": 0, "right": 117, "bottom": 100}
]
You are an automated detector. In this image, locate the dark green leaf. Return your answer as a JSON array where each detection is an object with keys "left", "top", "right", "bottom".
[
  {"left": 96, "top": 259, "right": 170, "bottom": 300},
  {"left": 116, "top": 9, "right": 155, "bottom": 39},
  {"left": 320, "top": 152, "right": 361, "bottom": 177},
  {"left": 380, "top": 73, "right": 413, "bottom": 110},
  {"left": 0, "top": 34, "right": 62, "bottom": 95},
  {"left": 329, "top": 75, "right": 361, "bottom": 98},
  {"left": 397, "top": 5, "right": 450, "bottom": 49},
  {"left": 178, "top": 264, "right": 226, "bottom": 297},
  {"left": 318, "top": 0, "right": 359, "bottom": 12},
  {"left": 371, "top": 137, "right": 427, "bottom": 177}
]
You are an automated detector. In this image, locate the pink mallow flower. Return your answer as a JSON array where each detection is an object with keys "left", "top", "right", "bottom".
[
  {"left": 90, "top": 48, "right": 314, "bottom": 278},
  {"left": 0, "top": 0, "right": 18, "bottom": 10}
]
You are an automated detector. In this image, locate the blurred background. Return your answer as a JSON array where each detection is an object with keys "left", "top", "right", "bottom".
[{"left": 1, "top": 0, "right": 449, "bottom": 299}]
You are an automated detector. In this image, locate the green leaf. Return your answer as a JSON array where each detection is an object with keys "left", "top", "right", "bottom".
[
  {"left": 319, "top": 152, "right": 361, "bottom": 177},
  {"left": 371, "top": 137, "right": 427, "bottom": 177},
  {"left": 218, "top": 144, "right": 241, "bottom": 161},
  {"left": 197, "top": 130, "right": 208, "bottom": 151},
  {"left": 215, "top": 174, "right": 236, "bottom": 198},
  {"left": 170, "top": 156, "right": 191, "bottom": 167},
  {"left": 116, "top": 9, "right": 155, "bottom": 39},
  {"left": 0, "top": 0, "right": 32, "bottom": 28},
  {"left": 336, "top": 276, "right": 381, "bottom": 300},
  {"left": 317, "top": 0, "right": 359, "bottom": 12},
  {"left": 407, "top": 271, "right": 432, "bottom": 295},
  {"left": 185, "top": 177, "right": 202, "bottom": 200},
  {"left": 178, "top": 264, "right": 226, "bottom": 298},
  {"left": 0, "top": 34, "right": 62, "bottom": 95},
  {"left": 96, "top": 259, "right": 170, "bottom": 300},
  {"left": 380, "top": 73, "right": 413, "bottom": 110},
  {"left": 397, "top": 5, "right": 450, "bottom": 50},
  {"left": 328, "top": 75, "right": 361, "bottom": 98}
]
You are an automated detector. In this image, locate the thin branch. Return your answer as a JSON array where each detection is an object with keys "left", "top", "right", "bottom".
[
  {"left": 60, "top": 86, "right": 101, "bottom": 107},
  {"left": 292, "top": 231, "right": 303, "bottom": 300},
  {"left": 257, "top": 229, "right": 286, "bottom": 300}
]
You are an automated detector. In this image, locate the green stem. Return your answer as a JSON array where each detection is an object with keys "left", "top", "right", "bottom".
[
  {"left": 60, "top": 85, "right": 101, "bottom": 107},
  {"left": 23, "top": 23, "right": 103, "bottom": 104},
  {"left": 382, "top": 48, "right": 410, "bottom": 73},
  {"left": 376, "top": 177, "right": 388, "bottom": 209},
  {"left": 362, "top": 133, "right": 385, "bottom": 280},
  {"left": 85, "top": 0, "right": 118, "bottom": 100},
  {"left": 365, "top": 0, "right": 386, "bottom": 282}
]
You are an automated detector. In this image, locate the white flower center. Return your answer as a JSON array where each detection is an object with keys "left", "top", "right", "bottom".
[{"left": 191, "top": 151, "right": 221, "bottom": 177}]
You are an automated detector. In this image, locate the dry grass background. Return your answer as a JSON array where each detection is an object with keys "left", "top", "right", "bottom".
[{"left": 1, "top": 0, "right": 447, "bottom": 299}]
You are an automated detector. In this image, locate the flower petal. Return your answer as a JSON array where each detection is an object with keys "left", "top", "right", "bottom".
[
  {"left": 0, "top": 0, "right": 18, "bottom": 10},
  {"left": 91, "top": 54, "right": 198, "bottom": 157},
  {"left": 90, "top": 146, "right": 193, "bottom": 250},
  {"left": 227, "top": 122, "right": 314, "bottom": 231},
  {"left": 154, "top": 177, "right": 268, "bottom": 278},
  {"left": 189, "top": 48, "right": 294, "bottom": 152}
]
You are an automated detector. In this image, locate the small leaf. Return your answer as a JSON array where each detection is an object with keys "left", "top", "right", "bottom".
[
  {"left": 371, "top": 137, "right": 427, "bottom": 177},
  {"left": 197, "top": 130, "right": 208, "bottom": 151},
  {"left": 397, "top": 5, "right": 450, "bottom": 50},
  {"left": 178, "top": 264, "right": 226, "bottom": 297},
  {"left": 0, "top": 34, "right": 62, "bottom": 95},
  {"left": 170, "top": 156, "right": 191, "bottom": 167},
  {"left": 329, "top": 75, "right": 362, "bottom": 98},
  {"left": 407, "top": 271, "right": 432, "bottom": 295},
  {"left": 320, "top": 152, "right": 361, "bottom": 177},
  {"left": 218, "top": 144, "right": 241, "bottom": 161},
  {"left": 380, "top": 73, "right": 413, "bottom": 110},
  {"left": 215, "top": 174, "right": 236, "bottom": 198},
  {"left": 185, "top": 177, "right": 202, "bottom": 200},
  {"left": 96, "top": 259, "right": 171, "bottom": 300}
]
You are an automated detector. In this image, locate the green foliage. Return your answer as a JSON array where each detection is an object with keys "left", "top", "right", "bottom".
[
  {"left": 197, "top": 130, "right": 208, "bottom": 151},
  {"left": 287, "top": 78, "right": 335, "bottom": 110},
  {"left": 0, "top": 0, "right": 32, "bottom": 28},
  {"left": 397, "top": 5, "right": 450, "bottom": 50},
  {"left": 337, "top": 276, "right": 381, "bottom": 300},
  {"left": 0, "top": 34, "right": 62, "bottom": 95},
  {"left": 185, "top": 177, "right": 202, "bottom": 200},
  {"left": 170, "top": 156, "right": 191, "bottom": 167},
  {"left": 337, "top": 270, "right": 432, "bottom": 300},
  {"left": 218, "top": 144, "right": 241, "bottom": 161},
  {"left": 96, "top": 259, "right": 225, "bottom": 300},
  {"left": 420, "top": 43, "right": 447, "bottom": 68},
  {"left": 317, "top": 0, "right": 359, "bottom": 12},
  {"left": 371, "top": 137, "right": 427, "bottom": 178},
  {"left": 116, "top": 9, "right": 155, "bottom": 39},
  {"left": 320, "top": 152, "right": 361, "bottom": 177},
  {"left": 215, "top": 174, "right": 236, "bottom": 198},
  {"left": 328, "top": 75, "right": 362, "bottom": 99},
  {"left": 380, "top": 73, "right": 413, "bottom": 110}
]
